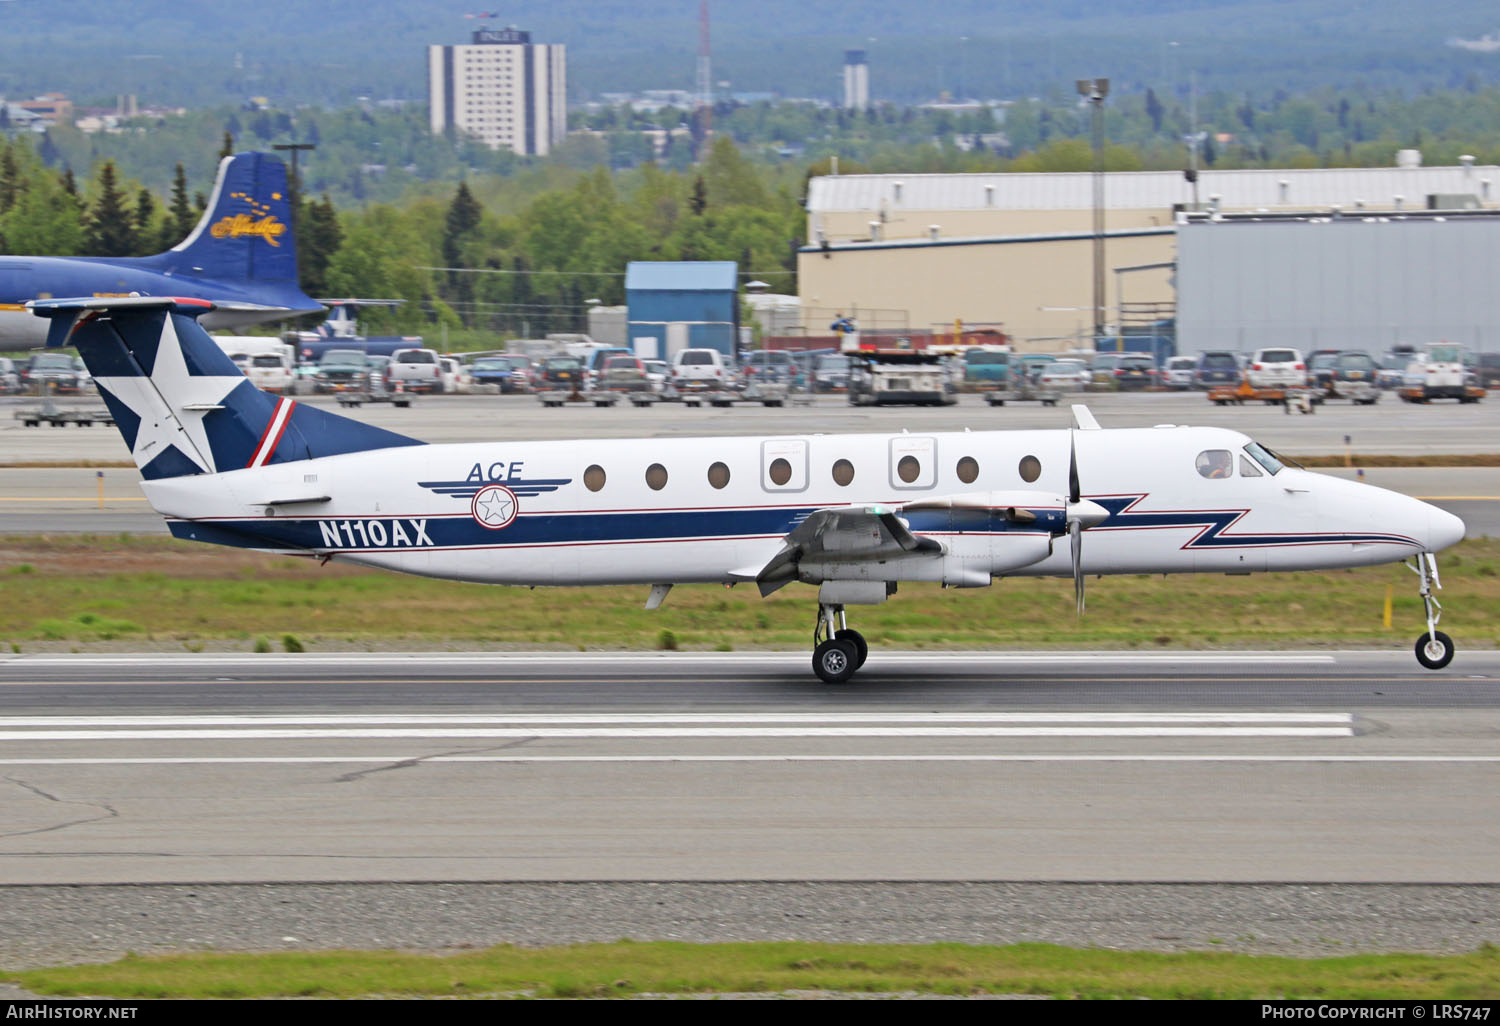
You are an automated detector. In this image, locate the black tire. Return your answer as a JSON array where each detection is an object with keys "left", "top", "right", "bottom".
[
  {"left": 812, "top": 639, "right": 858, "bottom": 684},
  {"left": 834, "top": 629, "right": 868, "bottom": 669},
  {"left": 1415, "top": 631, "right": 1455, "bottom": 670}
]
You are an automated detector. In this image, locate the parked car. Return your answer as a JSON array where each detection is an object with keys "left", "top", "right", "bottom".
[
  {"left": 1037, "top": 358, "right": 1090, "bottom": 390},
  {"left": 500, "top": 355, "right": 534, "bottom": 392},
  {"left": 1305, "top": 349, "right": 1344, "bottom": 392},
  {"left": 467, "top": 357, "right": 513, "bottom": 391},
  {"left": 1014, "top": 353, "right": 1056, "bottom": 385},
  {"left": 642, "top": 359, "right": 671, "bottom": 394},
  {"left": 671, "top": 348, "right": 731, "bottom": 392},
  {"left": 538, "top": 356, "right": 584, "bottom": 389},
  {"left": 0, "top": 357, "right": 20, "bottom": 394},
  {"left": 813, "top": 353, "right": 852, "bottom": 392},
  {"left": 1245, "top": 347, "right": 1306, "bottom": 389},
  {"left": 439, "top": 357, "right": 468, "bottom": 394},
  {"left": 742, "top": 349, "right": 796, "bottom": 383},
  {"left": 313, "top": 349, "right": 371, "bottom": 394},
  {"left": 1088, "top": 353, "right": 1123, "bottom": 386},
  {"left": 22, "top": 351, "right": 84, "bottom": 393},
  {"left": 1113, "top": 353, "right": 1159, "bottom": 390},
  {"left": 1163, "top": 355, "right": 1197, "bottom": 390},
  {"left": 1191, "top": 350, "right": 1241, "bottom": 389},
  {"left": 1379, "top": 347, "right": 1419, "bottom": 389},
  {"left": 600, "top": 355, "right": 650, "bottom": 393},
  {"left": 962, "top": 347, "right": 1011, "bottom": 387},
  {"left": 1327, "top": 350, "right": 1381, "bottom": 403},
  {"left": 245, "top": 351, "right": 295, "bottom": 393},
  {"left": 582, "top": 346, "right": 633, "bottom": 389},
  {"left": 388, "top": 347, "right": 446, "bottom": 393},
  {"left": 1472, "top": 352, "right": 1500, "bottom": 389}
]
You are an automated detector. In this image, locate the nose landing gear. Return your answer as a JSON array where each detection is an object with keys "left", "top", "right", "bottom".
[
  {"left": 1408, "top": 553, "right": 1454, "bottom": 670},
  {"left": 812, "top": 603, "right": 868, "bottom": 684}
]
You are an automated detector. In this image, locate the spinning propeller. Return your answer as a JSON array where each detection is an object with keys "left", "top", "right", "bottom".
[{"left": 1062, "top": 428, "right": 1110, "bottom": 616}]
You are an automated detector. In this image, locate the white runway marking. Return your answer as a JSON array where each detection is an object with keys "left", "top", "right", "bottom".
[
  {"left": 0, "top": 756, "right": 1490, "bottom": 766},
  {"left": 0, "top": 711, "right": 1356, "bottom": 741}
]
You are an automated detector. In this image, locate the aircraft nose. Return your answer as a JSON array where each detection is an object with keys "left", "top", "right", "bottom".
[{"left": 1426, "top": 504, "right": 1466, "bottom": 552}]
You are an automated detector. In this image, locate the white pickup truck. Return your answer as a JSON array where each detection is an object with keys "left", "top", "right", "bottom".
[{"left": 388, "top": 348, "right": 447, "bottom": 394}]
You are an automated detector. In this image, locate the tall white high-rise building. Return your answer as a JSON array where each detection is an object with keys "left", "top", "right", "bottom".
[
  {"left": 843, "top": 49, "right": 869, "bottom": 111},
  {"left": 428, "top": 27, "right": 566, "bottom": 156}
]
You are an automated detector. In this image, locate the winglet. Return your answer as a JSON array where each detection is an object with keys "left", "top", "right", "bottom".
[{"left": 1071, "top": 404, "right": 1101, "bottom": 430}]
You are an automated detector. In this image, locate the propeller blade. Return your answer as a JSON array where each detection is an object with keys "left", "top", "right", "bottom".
[
  {"left": 1071, "top": 519, "right": 1085, "bottom": 616},
  {"left": 1068, "top": 429, "right": 1081, "bottom": 505}
]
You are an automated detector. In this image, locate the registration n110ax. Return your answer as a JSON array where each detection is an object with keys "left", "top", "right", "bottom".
[{"left": 32, "top": 297, "right": 1466, "bottom": 683}]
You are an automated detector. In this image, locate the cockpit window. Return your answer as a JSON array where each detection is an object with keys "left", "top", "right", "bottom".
[
  {"left": 1196, "top": 449, "right": 1233, "bottom": 479},
  {"left": 1239, "top": 454, "right": 1263, "bottom": 478},
  {"left": 1243, "top": 442, "right": 1284, "bottom": 476}
]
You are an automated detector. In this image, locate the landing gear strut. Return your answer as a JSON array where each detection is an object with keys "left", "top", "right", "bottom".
[
  {"left": 812, "top": 603, "right": 868, "bottom": 684},
  {"left": 1408, "top": 552, "right": 1455, "bottom": 670}
]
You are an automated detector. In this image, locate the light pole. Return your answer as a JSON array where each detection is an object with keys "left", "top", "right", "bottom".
[
  {"left": 272, "top": 142, "right": 315, "bottom": 232},
  {"left": 1076, "top": 78, "right": 1109, "bottom": 346}
]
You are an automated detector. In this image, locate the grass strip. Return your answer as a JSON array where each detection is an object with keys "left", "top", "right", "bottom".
[
  {"left": 11, "top": 941, "right": 1500, "bottom": 1000},
  {"left": 2, "top": 534, "right": 1498, "bottom": 651}
]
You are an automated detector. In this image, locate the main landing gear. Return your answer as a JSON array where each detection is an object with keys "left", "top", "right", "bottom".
[
  {"left": 811, "top": 603, "right": 868, "bottom": 684},
  {"left": 1409, "top": 552, "right": 1455, "bottom": 670}
]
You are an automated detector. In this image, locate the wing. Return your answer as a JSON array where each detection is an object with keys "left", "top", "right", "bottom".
[{"left": 746, "top": 506, "right": 945, "bottom": 597}]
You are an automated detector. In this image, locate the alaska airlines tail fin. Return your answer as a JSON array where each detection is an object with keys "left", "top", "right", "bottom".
[
  {"left": 146, "top": 153, "right": 299, "bottom": 286},
  {"left": 29, "top": 297, "right": 423, "bottom": 480}
]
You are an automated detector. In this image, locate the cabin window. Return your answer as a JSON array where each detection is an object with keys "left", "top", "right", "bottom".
[
  {"left": 760, "top": 439, "right": 808, "bottom": 491},
  {"left": 707, "top": 462, "right": 731, "bottom": 489},
  {"left": 831, "top": 459, "right": 855, "bottom": 487},
  {"left": 1239, "top": 455, "right": 1263, "bottom": 478},
  {"left": 1196, "top": 450, "right": 1233, "bottom": 479},
  {"left": 645, "top": 463, "right": 668, "bottom": 490},
  {"left": 889, "top": 436, "right": 936, "bottom": 489},
  {"left": 1018, "top": 455, "right": 1041, "bottom": 483},
  {"left": 584, "top": 465, "right": 606, "bottom": 492},
  {"left": 956, "top": 456, "right": 979, "bottom": 484}
]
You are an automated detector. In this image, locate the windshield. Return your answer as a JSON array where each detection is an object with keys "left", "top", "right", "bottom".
[
  {"left": 1429, "top": 344, "right": 1462, "bottom": 363},
  {"left": 965, "top": 351, "right": 1008, "bottom": 365},
  {"left": 816, "top": 356, "right": 850, "bottom": 370},
  {"left": 33, "top": 354, "right": 74, "bottom": 370},
  {"left": 472, "top": 359, "right": 509, "bottom": 371},
  {"left": 251, "top": 355, "right": 283, "bottom": 368},
  {"left": 320, "top": 350, "right": 367, "bottom": 367},
  {"left": 1243, "top": 442, "right": 1284, "bottom": 476},
  {"left": 680, "top": 351, "right": 714, "bottom": 366}
]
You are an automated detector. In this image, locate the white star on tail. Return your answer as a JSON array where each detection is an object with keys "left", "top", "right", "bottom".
[{"left": 92, "top": 316, "right": 244, "bottom": 474}]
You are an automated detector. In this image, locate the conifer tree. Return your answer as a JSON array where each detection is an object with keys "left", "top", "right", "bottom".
[
  {"left": 84, "top": 161, "right": 138, "bottom": 257},
  {"left": 159, "top": 162, "right": 195, "bottom": 250}
]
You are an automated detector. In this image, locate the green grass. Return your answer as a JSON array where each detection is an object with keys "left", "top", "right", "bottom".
[
  {"left": 2, "top": 534, "right": 1497, "bottom": 651},
  {"left": 11, "top": 942, "right": 1500, "bottom": 1000}
]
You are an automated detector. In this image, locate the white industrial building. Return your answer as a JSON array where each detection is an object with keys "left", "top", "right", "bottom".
[
  {"left": 428, "top": 26, "right": 566, "bottom": 156},
  {"left": 843, "top": 50, "right": 869, "bottom": 111},
  {"left": 799, "top": 155, "right": 1500, "bottom": 349},
  {"left": 1176, "top": 210, "right": 1500, "bottom": 355}
]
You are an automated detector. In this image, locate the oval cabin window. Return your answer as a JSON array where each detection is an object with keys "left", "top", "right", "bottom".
[
  {"left": 645, "top": 463, "right": 668, "bottom": 490},
  {"left": 768, "top": 458, "right": 793, "bottom": 486},
  {"left": 707, "top": 462, "right": 731, "bottom": 489},
  {"left": 1019, "top": 455, "right": 1041, "bottom": 483},
  {"left": 897, "top": 455, "right": 921, "bottom": 484},
  {"left": 956, "top": 456, "right": 979, "bottom": 484},
  {"left": 831, "top": 459, "right": 855, "bottom": 487},
  {"left": 584, "top": 465, "right": 606, "bottom": 492}
]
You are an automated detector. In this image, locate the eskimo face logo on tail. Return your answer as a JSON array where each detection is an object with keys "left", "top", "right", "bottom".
[{"left": 210, "top": 191, "right": 287, "bottom": 247}]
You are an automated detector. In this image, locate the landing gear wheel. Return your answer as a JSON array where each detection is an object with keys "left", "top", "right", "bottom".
[
  {"left": 834, "top": 629, "right": 868, "bottom": 669},
  {"left": 813, "top": 639, "right": 858, "bottom": 684},
  {"left": 1415, "top": 630, "right": 1455, "bottom": 670}
]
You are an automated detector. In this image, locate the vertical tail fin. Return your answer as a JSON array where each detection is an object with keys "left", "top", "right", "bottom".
[
  {"left": 150, "top": 153, "right": 299, "bottom": 286},
  {"left": 28, "top": 298, "right": 423, "bottom": 480}
]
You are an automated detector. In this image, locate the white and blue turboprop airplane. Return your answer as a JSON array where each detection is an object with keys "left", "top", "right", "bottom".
[{"left": 30, "top": 296, "right": 1467, "bottom": 683}]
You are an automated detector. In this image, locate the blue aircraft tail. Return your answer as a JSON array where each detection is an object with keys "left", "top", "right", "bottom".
[
  {"left": 30, "top": 297, "right": 424, "bottom": 480},
  {"left": 141, "top": 153, "right": 300, "bottom": 287}
]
